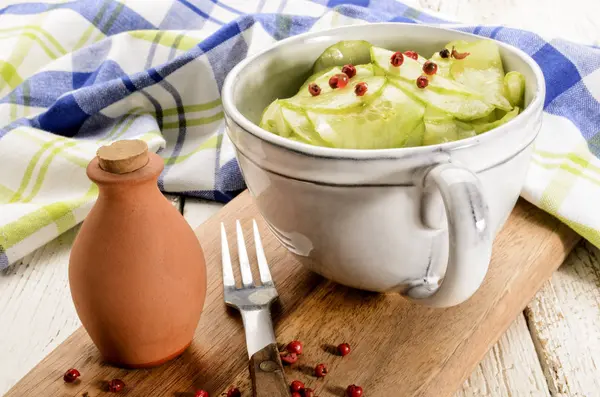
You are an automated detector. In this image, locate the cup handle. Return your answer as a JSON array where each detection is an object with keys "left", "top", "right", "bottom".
[{"left": 416, "top": 162, "right": 493, "bottom": 308}]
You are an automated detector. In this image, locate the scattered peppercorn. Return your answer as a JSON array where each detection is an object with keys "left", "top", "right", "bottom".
[
  {"left": 290, "top": 380, "right": 305, "bottom": 393},
  {"left": 390, "top": 51, "right": 404, "bottom": 67},
  {"left": 308, "top": 83, "right": 321, "bottom": 97},
  {"left": 286, "top": 340, "right": 303, "bottom": 355},
  {"left": 342, "top": 64, "right": 357, "bottom": 78},
  {"left": 451, "top": 46, "right": 470, "bottom": 59},
  {"left": 354, "top": 82, "right": 368, "bottom": 96},
  {"left": 346, "top": 384, "right": 364, "bottom": 397},
  {"left": 315, "top": 363, "right": 328, "bottom": 378},
  {"left": 226, "top": 387, "right": 241, "bottom": 397},
  {"left": 439, "top": 48, "right": 450, "bottom": 58},
  {"left": 328, "top": 74, "right": 349, "bottom": 89},
  {"left": 337, "top": 343, "right": 351, "bottom": 356},
  {"left": 404, "top": 51, "right": 419, "bottom": 60},
  {"left": 422, "top": 61, "right": 438, "bottom": 75},
  {"left": 108, "top": 379, "right": 125, "bottom": 393},
  {"left": 416, "top": 75, "right": 429, "bottom": 89},
  {"left": 280, "top": 351, "right": 299, "bottom": 365},
  {"left": 63, "top": 368, "right": 80, "bottom": 383}
]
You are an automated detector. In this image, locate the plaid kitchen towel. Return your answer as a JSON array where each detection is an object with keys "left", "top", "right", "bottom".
[{"left": 1, "top": 0, "right": 600, "bottom": 268}]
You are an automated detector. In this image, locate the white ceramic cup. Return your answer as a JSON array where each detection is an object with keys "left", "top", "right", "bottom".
[{"left": 222, "top": 23, "right": 545, "bottom": 307}]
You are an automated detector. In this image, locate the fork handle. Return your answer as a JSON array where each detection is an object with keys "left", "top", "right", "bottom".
[{"left": 249, "top": 343, "right": 290, "bottom": 397}]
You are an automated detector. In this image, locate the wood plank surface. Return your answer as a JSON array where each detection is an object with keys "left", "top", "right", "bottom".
[
  {"left": 525, "top": 241, "right": 600, "bottom": 396},
  {"left": 454, "top": 314, "right": 550, "bottom": 397},
  {"left": 0, "top": 226, "right": 82, "bottom": 395},
  {"left": 5, "top": 193, "right": 579, "bottom": 397},
  {"left": 416, "top": 0, "right": 600, "bottom": 45}
]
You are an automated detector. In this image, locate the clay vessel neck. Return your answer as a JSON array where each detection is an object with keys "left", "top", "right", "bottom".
[{"left": 86, "top": 153, "right": 164, "bottom": 199}]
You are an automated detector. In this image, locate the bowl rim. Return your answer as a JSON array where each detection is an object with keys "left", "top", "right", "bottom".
[{"left": 221, "top": 22, "right": 546, "bottom": 160}]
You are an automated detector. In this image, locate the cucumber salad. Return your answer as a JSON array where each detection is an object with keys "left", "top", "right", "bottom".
[{"left": 259, "top": 39, "right": 526, "bottom": 149}]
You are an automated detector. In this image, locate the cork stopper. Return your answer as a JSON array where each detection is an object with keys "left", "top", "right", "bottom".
[{"left": 97, "top": 140, "right": 149, "bottom": 174}]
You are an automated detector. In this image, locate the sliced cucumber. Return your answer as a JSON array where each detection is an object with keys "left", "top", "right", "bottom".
[
  {"left": 446, "top": 40, "right": 503, "bottom": 69},
  {"left": 504, "top": 71, "right": 525, "bottom": 108},
  {"left": 305, "top": 83, "right": 425, "bottom": 149},
  {"left": 405, "top": 120, "right": 425, "bottom": 147},
  {"left": 453, "top": 67, "right": 512, "bottom": 111},
  {"left": 423, "top": 107, "right": 459, "bottom": 145},
  {"left": 283, "top": 76, "right": 386, "bottom": 113},
  {"left": 423, "top": 106, "right": 483, "bottom": 145},
  {"left": 280, "top": 106, "right": 332, "bottom": 147},
  {"left": 259, "top": 100, "right": 279, "bottom": 133},
  {"left": 469, "top": 111, "right": 499, "bottom": 124},
  {"left": 469, "top": 106, "right": 520, "bottom": 134},
  {"left": 388, "top": 77, "right": 494, "bottom": 120},
  {"left": 371, "top": 46, "right": 478, "bottom": 96},
  {"left": 259, "top": 100, "right": 291, "bottom": 137},
  {"left": 422, "top": 104, "right": 517, "bottom": 145},
  {"left": 457, "top": 124, "right": 477, "bottom": 140},
  {"left": 261, "top": 39, "right": 525, "bottom": 150},
  {"left": 312, "top": 40, "right": 373, "bottom": 73},
  {"left": 444, "top": 39, "right": 513, "bottom": 111}
]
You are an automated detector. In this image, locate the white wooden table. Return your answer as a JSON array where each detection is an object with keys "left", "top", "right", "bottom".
[{"left": 2, "top": 1, "right": 600, "bottom": 396}]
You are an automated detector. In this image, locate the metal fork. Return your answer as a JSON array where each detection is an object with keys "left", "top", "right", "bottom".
[{"left": 221, "top": 220, "right": 290, "bottom": 397}]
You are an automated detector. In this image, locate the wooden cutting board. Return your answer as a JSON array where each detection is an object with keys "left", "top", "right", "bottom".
[{"left": 6, "top": 191, "right": 579, "bottom": 397}]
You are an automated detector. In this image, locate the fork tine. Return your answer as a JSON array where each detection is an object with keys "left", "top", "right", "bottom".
[
  {"left": 253, "top": 220, "right": 273, "bottom": 285},
  {"left": 236, "top": 220, "right": 254, "bottom": 288},
  {"left": 221, "top": 223, "right": 235, "bottom": 288}
]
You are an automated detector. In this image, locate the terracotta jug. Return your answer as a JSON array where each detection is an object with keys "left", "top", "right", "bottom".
[{"left": 69, "top": 139, "right": 207, "bottom": 368}]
